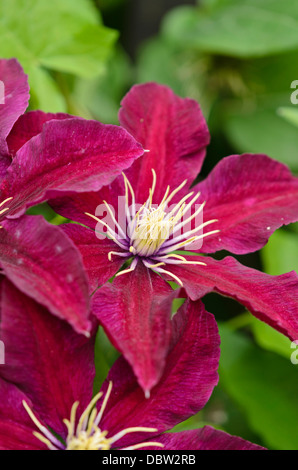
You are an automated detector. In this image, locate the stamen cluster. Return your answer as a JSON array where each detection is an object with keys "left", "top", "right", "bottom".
[
  {"left": 23, "top": 382, "right": 163, "bottom": 451},
  {"left": 86, "top": 170, "right": 219, "bottom": 286}
]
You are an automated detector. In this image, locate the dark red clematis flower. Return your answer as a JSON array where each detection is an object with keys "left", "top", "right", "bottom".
[
  {"left": 0, "top": 58, "right": 143, "bottom": 333},
  {"left": 0, "top": 279, "right": 264, "bottom": 451},
  {"left": 48, "top": 83, "right": 298, "bottom": 391}
]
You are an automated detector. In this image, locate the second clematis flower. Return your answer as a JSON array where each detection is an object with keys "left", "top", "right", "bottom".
[
  {"left": 0, "top": 279, "right": 264, "bottom": 451},
  {"left": 48, "top": 83, "right": 298, "bottom": 391}
]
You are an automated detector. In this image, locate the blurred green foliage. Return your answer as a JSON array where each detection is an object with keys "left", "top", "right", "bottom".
[
  {"left": 136, "top": 0, "right": 298, "bottom": 171},
  {"left": 4, "top": 0, "right": 298, "bottom": 450},
  {"left": 279, "top": 107, "right": 298, "bottom": 128},
  {"left": 0, "top": 0, "right": 118, "bottom": 111},
  {"left": 163, "top": 0, "right": 298, "bottom": 57},
  {"left": 219, "top": 325, "right": 298, "bottom": 450}
]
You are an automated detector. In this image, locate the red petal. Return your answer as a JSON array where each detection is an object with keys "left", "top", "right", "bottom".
[
  {"left": 92, "top": 263, "right": 176, "bottom": 392},
  {"left": 7, "top": 110, "right": 72, "bottom": 157},
  {"left": 196, "top": 154, "right": 298, "bottom": 254},
  {"left": 0, "top": 215, "right": 91, "bottom": 334},
  {"left": 98, "top": 299, "right": 220, "bottom": 449},
  {"left": 119, "top": 82, "right": 210, "bottom": 204},
  {"left": 167, "top": 255, "right": 298, "bottom": 340},
  {"left": 0, "top": 280, "right": 95, "bottom": 439},
  {"left": 61, "top": 223, "right": 123, "bottom": 291},
  {"left": 1, "top": 118, "right": 143, "bottom": 218},
  {"left": 0, "top": 59, "right": 29, "bottom": 157},
  {"left": 0, "top": 380, "right": 46, "bottom": 450},
  {"left": 153, "top": 427, "right": 265, "bottom": 450}
]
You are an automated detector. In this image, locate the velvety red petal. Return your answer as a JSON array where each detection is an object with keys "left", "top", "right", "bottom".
[
  {"left": 0, "top": 118, "right": 143, "bottom": 218},
  {"left": 61, "top": 223, "right": 123, "bottom": 291},
  {"left": 152, "top": 427, "right": 265, "bottom": 450},
  {"left": 168, "top": 255, "right": 298, "bottom": 340},
  {"left": 49, "top": 177, "right": 126, "bottom": 229},
  {"left": 7, "top": 110, "right": 72, "bottom": 157},
  {"left": 195, "top": 154, "right": 298, "bottom": 254},
  {"left": 0, "top": 215, "right": 91, "bottom": 334},
  {"left": 119, "top": 82, "right": 210, "bottom": 204},
  {"left": 0, "top": 155, "right": 11, "bottom": 180},
  {"left": 0, "top": 280, "right": 95, "bottom": 439},
  {"left": 0, "top": 59, "right": 29, "bottom": 157},
  {"left": 92, "top": 263, "right": 176, "bottom": 393},
  {"left": 49, "top": 190, "right": 108, "bottom": 229},
  {"left": 0, "top": 379, "right": 46, "bottom": 450},
  {"left": 98, "top": 299, "right": 220, "bottom": 449}
]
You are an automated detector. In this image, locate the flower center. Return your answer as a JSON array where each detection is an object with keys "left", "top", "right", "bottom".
[
  {"left": 23, "top": 381, "right": 163, "bottom": 451},
  {"left": 85, "top": 170, "right": 219, "bottom": 286},
  {"left": 130, "top": 205, "right": 174, "bottom": 257}
]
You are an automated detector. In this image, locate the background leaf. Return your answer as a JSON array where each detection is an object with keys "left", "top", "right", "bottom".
[
  {"left": 278, "top": 107, "right": 298, "bottom": 128},
  {"left": 163, "top": 1, "right": 298, "bottom": 58},
  {"left": 219, "top": 325, "right": 298, "bottom": 450},
  {"left": 0, "top": 0, "right": 117, "bottom": 111}
]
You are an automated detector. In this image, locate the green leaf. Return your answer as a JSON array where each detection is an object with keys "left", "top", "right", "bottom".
[
  {"left": 28, "top": 66, "right": 67, "bottom": 112},
  {"left": 262, "top": 229, "right": 298, "bottom": 276},
  {"left": 137, "top": 38, "right": 188, "bottom": 97},
  {"left": 251, "top": 317, "right": 292, "bottom": 360},
  {"left": 163, "top": 1, "right": 298, "bottom": 58},
  {"left": 253, "top": 229, "right": 298, "bottom": 358},
  {"left": 136, "top": 37, "right": 213, "bottom": 117},
  {"left": 219, "top": 325, "right": 298, "bottom": 450},
  {"left": 278, "top": 107, "right": 298, "bottom": 128},
  {"left": 219, "top": 48, "right": 298, "bottom": 170},
  {"left": 224, "top": 109, "right": 298, "bottom": 170},
  {"left": 73, "top": 47, "right": 133, "bottom": 124},
  {"left": 39, "top": 24, "right": 116, "bottom": 79},
  {"left": 0, "top": 0, "right": 118, "bottom": 111}
]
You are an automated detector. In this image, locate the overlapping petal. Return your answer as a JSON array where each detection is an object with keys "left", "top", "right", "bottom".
[
  {"left": 0, "top": 287, "right": 262, "bottom": 451},
  {"left": 0, "top": 279, "right": 95, "bottom": 439},
  {"left": 92, "top": 263, "right": 177, "bottom": 392},
  {"left": 0, "top": 215, "right": 91, "bottom": 334},
  {"left": 152, "top": 427, "right": 265, "bottom": 450},
  {"left": 50, "top": 189, "right": 112, "bottom": 230},
  {"left": 61, "top": 223, "right": 123, "bottom": 291},
  {"left": 195, "top": 154, "right": 298, "bottom": 254},
  {"left": 6, "top": 110, "right": 72, "bottom": 157},
  {"left": 0, "top": 380, "right": 46, "bottom": 450},
  {"left": 166, "top": 256, "right": 298, "bottom": 340},
  {"left": 0, "top": 155, "right": 11, "bottom": 181},
  {"left": 98, "top": 299, "right": 220, "bottom": 448},
  {"left": 118, "top": 82, "right": 210, "bottom": 203},
  {"left": 0, "top": 118, "right": 143, "bottom": 219},
  {"left": 0, "top": 58, "right": 29, "bottom": 157}
]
